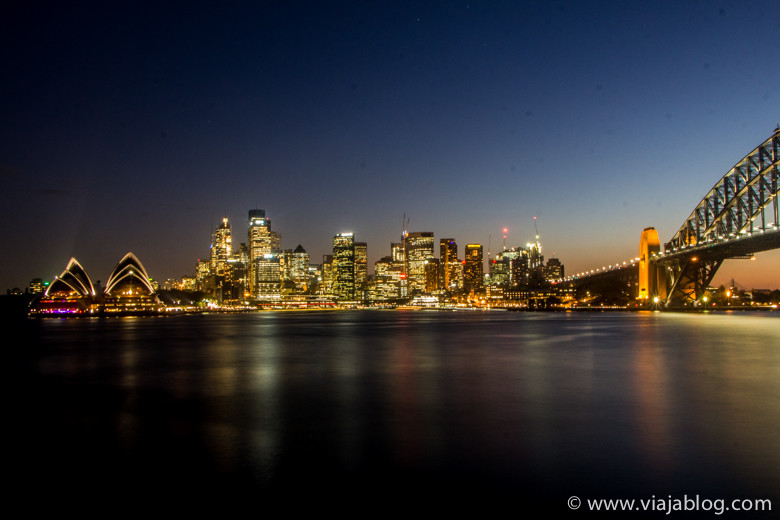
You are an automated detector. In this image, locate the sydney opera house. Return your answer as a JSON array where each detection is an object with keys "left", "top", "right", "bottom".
[{"left": 31, "top": 252, "right": 161, "bottom": 315}]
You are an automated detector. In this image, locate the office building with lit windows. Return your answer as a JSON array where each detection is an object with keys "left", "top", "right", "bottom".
[
  {"left": 373, "top": 256, "right": 403, "bottom": 300},
  {"left": 319, "top": 255, "right": 334, "bottom": 297},
  {"left": 254, "top": 253, "right": 281, "bottom": 300},
  {"left": 464, "top": 244, "right": 484, "bottom": 292},
  {"left": 439, "top": 238, "right": 459, "bottom": 292},
  {"left": 424, "top": 258, "right": 440, "bottom": 293},
  {"left": 491, "top": 247, "right": 528, "bottom": 288},
  {"left": 210, "top": 217, "right": 241, "bottom": 303},
  {"left": 248, "top": 209, "right": 281, "bottom": 300},
  {"left": 405, "top": 232, "right": 434, "bottom": 294},
  {"left": 211, "top": 217, "right": 232, "bottom": 277},
  {"left": 354, "top": 242, "right": 367, "bottom": 296},
  {"left": 390, "top": 241, "right": 408, "bottom": 297},
  {"left": 290, "top": 244, "right": 310, "bottom": 293},
  {"left": 333, "top": 233, "right": 355, "bottom": 300},
  {"left": 391, "top": 242, "right": 404, "bottom": 263},
  {"left": 196, "top": 259, "right": 212, "bottom": 292},
  {"left": 545, "top": 257, "right": 564, "bottom": 282}
]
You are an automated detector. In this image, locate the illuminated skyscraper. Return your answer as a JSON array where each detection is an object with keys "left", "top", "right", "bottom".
[
  {"left": 373, "top": 256, "right": 403, "bottom": 300},
  {"left": 464, "top": 244, "right": 484, "bottom": 292},
  {"left": 210, "top": 217, "right": 232, "bottom": 277},
  {"left": 196, "top": 259, "right": 212, "bottom": 292},
  {"left": 233, "top": 242, "right": 250, "bottom": 300},
  {"left": 280, "top": 249, "right": 293, "bottom": 281},
  {"left": 424, "top": 258, "right": 440, "bottom": 293},
  {"left": 254, "top": 254, "right": 281, "bottom": 300},
  {"left": 511, "top": 249, "right": 530, "bottom": 287},
  {"left": 405, "top": 232, "right": 434, "bottom": 294},
  {"left": 180, "top": 276, "right": 197, "bottom": 292},
  {"left": 208, "top": 217, "right": 236, "bottom": 303},
  {"left": 248, "top": 209, "right": 281, "bottom": 300},
  {"left": 391, "top": 242, "right": 404, "bottom": 263},
  {"left": 545, "top": 257, "right": 564, "bottom": 282},
  {"left": 491, "top": 247, "right": 528, "bottom": 287},
  {"left": 527, "top": 241, "right": 543, "bottom": 272},
  {"left": 291, "top": 245, "right": 310, "bottom": 293},
  {"left": 333, "top": 233, "right": 355, "bottom": 300},
  {"left": 248, "top": 209, "right": 268, "bottom": 294},
  {"left": 439, "top": 238, "right": 458, "bottom": 292},
  {"left": 319, "top": 255, "right": 334, "bottom": 297},
  {"left": 308, "top": 263, "right": 322, "bottom": 294},
  {"left": 489, "top": 253, "right": 510, "bottom": 287},
  {"left": 390, "top": 241, "right": 407, "bottom": 297},
  {"left": 354, "top": 241, "right": 367, "bottom": 297}
]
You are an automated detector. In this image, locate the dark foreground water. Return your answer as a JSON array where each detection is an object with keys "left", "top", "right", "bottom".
[{"left": 11, "top": 311, "right": 780, "bottom": 515}]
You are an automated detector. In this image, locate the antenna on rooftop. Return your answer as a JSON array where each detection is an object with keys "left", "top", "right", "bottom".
[
  {"left": 533, "top": 216, "right": 541, "bottom": 249},
  {"left": 400, "top": 213, "right": 411, "bottom": 293}
]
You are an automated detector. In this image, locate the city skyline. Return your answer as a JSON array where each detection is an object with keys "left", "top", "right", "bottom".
[
  {"left": 2, "top": 2, "right": 779, "bottom": 291},
  {"left": 12, "top": 193, "right": 779, "bottom": 293}
]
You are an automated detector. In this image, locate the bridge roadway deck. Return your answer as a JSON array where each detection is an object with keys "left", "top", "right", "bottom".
[{"left": 656, "top": 228, "right": 780, "bottom": 264}]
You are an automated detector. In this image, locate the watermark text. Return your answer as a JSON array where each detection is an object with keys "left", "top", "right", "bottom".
[{"left": 567, "top": 494, "right": 772, "bottom": 515}]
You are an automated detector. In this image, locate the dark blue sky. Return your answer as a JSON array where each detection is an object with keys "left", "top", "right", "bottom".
[{"left": 2, "top": 1, "right": 778, "bottom": 290}]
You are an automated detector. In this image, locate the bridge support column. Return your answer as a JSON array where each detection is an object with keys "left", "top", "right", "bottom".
[
  {"left": 638, "top": 227, "right": 666, "bottom": 304},
  {"left": 665, "top": 257, "right": 723, "bottom": 307}
]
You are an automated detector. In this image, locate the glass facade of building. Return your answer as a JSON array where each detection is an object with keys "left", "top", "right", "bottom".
[
  {"left": 333, "top": 233, "right": 355, "bottom": 300},
  {"left": 439, "top": 238, "right": 459, "bottom": 292},
  {"left": 248, "top": 209, "right": 281, "bottom": 300},
  {"left": 405, "top": 232, "right": 434, "bottom": 294},
  {"left": 464, "top": 244, "right": 484, "bottom": 292}
]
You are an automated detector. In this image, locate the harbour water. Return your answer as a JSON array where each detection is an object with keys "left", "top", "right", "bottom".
[{"left": 12, "top": 310, "right": 780, "bottom": 515}]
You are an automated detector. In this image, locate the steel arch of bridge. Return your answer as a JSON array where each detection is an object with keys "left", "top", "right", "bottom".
[
  {"left": 658, "top": 127, "right": 780, "bottom": 305},
  {"left": 667, "top": 127, "right": 779, "bottom": 251},
  {"left": 562, "top": 129, "right": 779, "bottom": 307}
]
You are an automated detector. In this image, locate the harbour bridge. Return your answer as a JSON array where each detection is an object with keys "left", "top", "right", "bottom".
[{"left": 565, "top": 127, "right": 780, "bottom": 307}]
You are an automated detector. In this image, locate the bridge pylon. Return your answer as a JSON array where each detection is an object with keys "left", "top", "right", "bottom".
[{"left": 638, "top": 227, "right": 667, "bottom": 304}]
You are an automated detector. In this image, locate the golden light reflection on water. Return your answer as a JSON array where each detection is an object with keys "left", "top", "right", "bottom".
[
  {"left": 633, "top": 317, "right": 675, "bottom": 477},
  {"left": 631, "top": 312, "right": 780, "bottom": 494},
  {"left": 27, "top": 310, "right": 780, "bottom": 502}
]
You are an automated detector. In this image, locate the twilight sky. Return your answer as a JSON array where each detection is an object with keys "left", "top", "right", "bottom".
[{"left": 2, "top": 1, "right": 779, "bottom": 291}]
